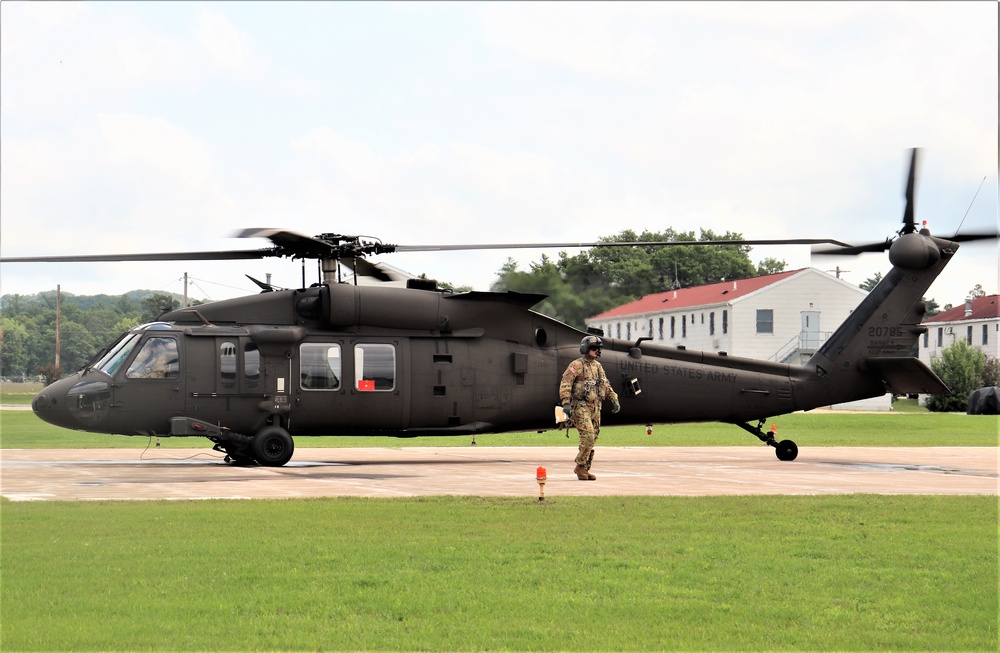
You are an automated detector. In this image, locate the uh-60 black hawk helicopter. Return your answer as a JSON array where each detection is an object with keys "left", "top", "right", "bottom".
[{"left": 5, "top": 149, "right": 995, "bottom": 466}]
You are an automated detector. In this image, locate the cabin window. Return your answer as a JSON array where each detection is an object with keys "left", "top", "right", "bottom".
[
  {"left": 756, "top": 309, "right": 774, "bottom": 334},
  {"left": 300, "top": 343, "right": 342, "bottom": 390},
  {"left": 126, "top": 337, "right": 179, "bottom": 380},
  {"left": 219, "top": 341, "right": 237, "bottom": 389},
  {"left": 355, "top": 344, "right": 395, "bottom": 391},
  {"left": 244, "top": 343, "right": 260, "bottom": 389}
]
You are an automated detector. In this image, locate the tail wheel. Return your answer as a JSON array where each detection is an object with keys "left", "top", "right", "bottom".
[{"left": 252, "top": 426, "right": 295, "bottom": 466}]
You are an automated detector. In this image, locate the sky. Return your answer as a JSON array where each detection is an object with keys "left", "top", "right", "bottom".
[{"left": 1, "top": 1, "right": 997, "bottom": 309}]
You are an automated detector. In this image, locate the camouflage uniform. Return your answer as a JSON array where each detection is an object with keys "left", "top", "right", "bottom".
[{"left": 559, "top": 356, "right": 619, "bottom": 478}]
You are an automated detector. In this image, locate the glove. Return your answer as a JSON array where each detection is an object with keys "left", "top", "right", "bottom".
[
  {"left": 561, "top": 403, "right": 573, "bottom": 419},
  {"left": 611, "top": 400, "right": 621, "bottom": 414}
]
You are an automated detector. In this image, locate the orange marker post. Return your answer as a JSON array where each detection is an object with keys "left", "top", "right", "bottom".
[{"left": 536, "top": 466, "right": 547, "bottom": 501}]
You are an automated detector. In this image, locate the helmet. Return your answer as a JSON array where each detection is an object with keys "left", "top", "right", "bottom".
[{"left": 579, "top": 335, "right": 603, "bottom": 356}]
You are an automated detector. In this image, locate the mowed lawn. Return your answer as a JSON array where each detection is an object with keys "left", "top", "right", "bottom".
[
  {"left": 1, "top": 495, "right": 996, "bottom": 651},
  {"left": 1, "top": 405, "right": 997, "bottom": 650}
]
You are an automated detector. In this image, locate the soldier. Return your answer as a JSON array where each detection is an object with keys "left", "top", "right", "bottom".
[{"left": 559, "top": 335, "right": 620, "bottom": 480}]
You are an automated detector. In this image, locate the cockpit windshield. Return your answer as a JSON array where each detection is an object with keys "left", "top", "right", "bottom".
[{"left": 93, "top": 332, "right": 141, "bottom": 377}]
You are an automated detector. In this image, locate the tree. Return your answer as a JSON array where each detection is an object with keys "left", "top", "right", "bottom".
[
  {"left": 0, "top": 318, "right": 30, "bottom": 378},
  {"left": 968, "top": 284, "right": 986, "bottom": 299},
  {"left": 140, "top": 293, "right": 181, "bottom": 322},
  {"left": 860, "top": 272, "right": 882, "bottom": 292},
  {"left": 925, "top": 340, "right": 986, "bottom": 412},
  {"left": 491, "top": 228, "right": 785, "bottom": 328}
]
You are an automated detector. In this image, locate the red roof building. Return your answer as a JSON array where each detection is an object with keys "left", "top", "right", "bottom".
[
  {"left": 919, "top": 295, "right": 1000, "bottom": 364},
  {"left": 586, "top": 267, "right": 870, "bottom": 365}
]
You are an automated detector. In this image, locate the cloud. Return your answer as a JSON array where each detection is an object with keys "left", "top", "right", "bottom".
[
  {"left": 99, "top": 113, "right": 214, "bottom": 187},
  {"left": 196, "top": 7, "right": 256, "bottom": 78}
]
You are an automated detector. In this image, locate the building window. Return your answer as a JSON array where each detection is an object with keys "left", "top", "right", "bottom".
[
  {"left": 658, "top": 318, "right": 664, "bottom": 340},
  {"left": 967, "top": 326, "right": 973, "bottom": 345},
  {"left": 682, "top": 315, "right": 687, "bottom": 338},
  {"left": 923, "top": 332, "right": 928, "bottom": 348},
  {"left": 722, "top": 310, "right": 728, "bottom": 335},
  {"left": 937, "top": 327, "right": 943, "bottom": 347},
  {"left": 626, "top": 323, "right": 631, "bottom": 340},
  {"left": 670, "top": 316, "right": 676, "bottom": 339},
  {"left": 984, "top": 324, "right": 989, "bottom": 346},
  {"left": 756, "top": 309, "right": 774, "bottom": 334},
  {"left": 616, "top": 323, "right": 621, "bottom": 338},
  {"left": 709, "top": 312, "right": 715, "bottom": 336},
  {"left": 648, "top": 319, "right": 654, "bottom": 338}
]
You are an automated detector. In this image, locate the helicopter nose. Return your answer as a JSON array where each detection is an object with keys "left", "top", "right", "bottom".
[{"left": 32, "top": 374, "right": 111, "bottom": 431}]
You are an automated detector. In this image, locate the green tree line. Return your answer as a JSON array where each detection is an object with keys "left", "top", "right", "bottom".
[
  {"left": 491, "top": 228, "right": 787, "bottom": 327},
  {"left": 0, "top": 290, "right": 194, "bottom": 379}
]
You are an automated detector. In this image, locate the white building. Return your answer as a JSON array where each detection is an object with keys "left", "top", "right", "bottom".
[
  {"left": 918, "top": 295, "right": 1000, "bottom": 364},
  {"left": 586, "top": 268, "right": 890, "bottom": 410}
]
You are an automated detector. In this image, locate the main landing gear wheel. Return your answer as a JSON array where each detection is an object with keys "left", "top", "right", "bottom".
[
  {"left": 252, "top": 426, "right": 295, "bottom": 466},
  {"left": 775, "top": 439, "right": 798, "bottom": 462}
]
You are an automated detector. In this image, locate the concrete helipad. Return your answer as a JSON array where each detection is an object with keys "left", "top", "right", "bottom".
[{"left": 1, "top": 446, "right": 996, "bottom": 501}]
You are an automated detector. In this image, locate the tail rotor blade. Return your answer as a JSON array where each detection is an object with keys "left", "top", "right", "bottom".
[{"left": 902, "top": 148, "right": 918, "bottom": 234}]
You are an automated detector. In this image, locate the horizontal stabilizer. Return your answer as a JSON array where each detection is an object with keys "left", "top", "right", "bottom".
[{"left": 864, "top": 357, "right": 949, "bottom": 394}]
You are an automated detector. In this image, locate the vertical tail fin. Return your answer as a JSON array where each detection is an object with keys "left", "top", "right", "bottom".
[{"left": 795, "top": 235, "right": 955, "bottom": 408}]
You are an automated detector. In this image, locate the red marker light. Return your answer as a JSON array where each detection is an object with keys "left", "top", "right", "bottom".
[{"left": 536, "top": 466, "right": 547, "bottom": 479}]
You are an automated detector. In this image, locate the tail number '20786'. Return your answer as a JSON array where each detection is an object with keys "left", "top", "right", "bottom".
[{"left": 869, "top": 326, "right": 903, "bottom": 338}]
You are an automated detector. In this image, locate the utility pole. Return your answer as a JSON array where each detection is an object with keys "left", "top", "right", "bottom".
[
  {"left": 55, "top": 285, "right": 61, "bottom": 369},
  {"left": 183, "top": 272, "right": 189, "bottom": 308}
]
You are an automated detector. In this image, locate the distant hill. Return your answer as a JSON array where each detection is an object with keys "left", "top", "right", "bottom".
[{"left": 0, "top": 289, "right": 196, "bottom": 311}]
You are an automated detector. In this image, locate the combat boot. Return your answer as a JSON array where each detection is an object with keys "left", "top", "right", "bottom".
[
  {"left": 574, "top": 464, "right": 595, "bottom": 481},
  {"left": 585, "top": 451, "right": 597, "bottom": 480}
]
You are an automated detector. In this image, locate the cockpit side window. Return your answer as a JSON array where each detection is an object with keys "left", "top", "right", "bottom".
[{"left": 125, "top": 337, "right": 180, "bottom": 379}]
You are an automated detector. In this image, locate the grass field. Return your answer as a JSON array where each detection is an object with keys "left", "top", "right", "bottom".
[
  {"left": 2, "top": 495, "right": 996, "bottom": 651},
  {"left": 2, "top": 389, "right": 997, "bottom": 651},
  {"left": 2, "top": 406, "right": 997, "bottom": 449}
]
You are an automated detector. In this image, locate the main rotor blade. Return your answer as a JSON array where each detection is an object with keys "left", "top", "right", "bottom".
[
  {"left": 234, "top": 228, "right": 340, "bottom": 258},
  {"left": 944, "top": 230, "right": 999, "bottom": 243},
  {"left": 394, "top": 238, "right": 852, "bottom": 252},
  {"left": 0, "top": 249, "right": 276, "bottom": 263},
  {"left": 344, "top": 258, "right": 395, "bottom": 282}
]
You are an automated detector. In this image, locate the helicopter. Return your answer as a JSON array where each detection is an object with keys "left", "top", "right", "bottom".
[{"left": 4, "top": 149, "right": 995, "bottom": 466}]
